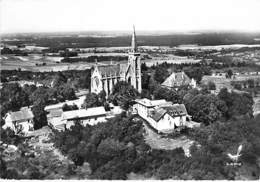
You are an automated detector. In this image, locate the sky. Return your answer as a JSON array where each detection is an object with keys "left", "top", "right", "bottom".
[{"left": 0, "top": 0, "right": 260, "bottom": 33}]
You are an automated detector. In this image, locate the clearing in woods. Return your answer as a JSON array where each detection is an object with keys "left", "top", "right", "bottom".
[{"left": 143, "top": 122, "right": 194, "bottom": 157}]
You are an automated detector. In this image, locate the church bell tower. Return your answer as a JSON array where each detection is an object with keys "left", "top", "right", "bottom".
[{"left": 127, "top": 25, "right": 142, "bottom": 93}]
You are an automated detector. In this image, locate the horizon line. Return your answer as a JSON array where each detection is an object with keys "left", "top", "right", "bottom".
[{"left": 2, "top": 29, "right": 260, "bottom": 35}]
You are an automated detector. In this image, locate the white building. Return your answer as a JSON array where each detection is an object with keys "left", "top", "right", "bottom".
[
  {"left": 61, "top": 107, "right": 107, "bottom": 129},
  {"left": 46, "top": 109, "right": 64, "bottom": 131},
  {"left": 91, "top": 27, "right": 142, "bottom": 95},
  {"left": 133, "top": 98, "right": 199, "bottom": 133},
  {"left": 162, "top": 72, "right": 196, "bottom": 89},
  {"left": 3, "top": 107, "right": 34, "bottom": 134}
]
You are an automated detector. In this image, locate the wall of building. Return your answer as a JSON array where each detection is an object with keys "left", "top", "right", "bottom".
[
  {"left": 3, "top": 115, "right": 16, "bottom": 131},
  {"left": 81, "top": 116, "right": 106, "bottom": 126},
  {"left": 156, "top": 114, "right": 186, "bottom": 132},
  {"left": 134, "top": 102, "right": 188, "bottom": 133},
  {"left": 134, "top": 103, "right": 149, "bottom": 119},
  {"left": 65, "top": 115, "right": 107, "bottom": 129},
  {"left": 91, "top": 67, "right": 103, "bottom": 94},
  {"left": 3, "top": 115, "right": 34, "bottom": 134}
]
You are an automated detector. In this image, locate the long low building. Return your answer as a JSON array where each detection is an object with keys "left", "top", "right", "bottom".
[
  {"left": 133, "top": 98, "right": 200, "bottom": 133},
  {"left": 62, "top": 107, "right": 107, "bottom": 129},
  {"left": 47, "top": 106, "right": 108, "bottom": 130}
]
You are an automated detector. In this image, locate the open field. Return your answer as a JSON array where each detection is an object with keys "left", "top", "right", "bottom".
[
  {"left": 2, "top": 43, "right": 260, "bottom": 72},
  {"left": 0, "top": 53, "right": 200, "bottom": 72},
  {"left": 201, "top": 75, "right": 233, "bottom": 91}
]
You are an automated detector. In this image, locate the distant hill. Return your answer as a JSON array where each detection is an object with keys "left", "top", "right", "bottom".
[{"left": 2, "top": 32, "right": 260, "bottom": 49}]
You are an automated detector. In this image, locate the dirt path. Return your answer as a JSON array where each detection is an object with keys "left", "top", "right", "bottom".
[
  {"left": 143, "top": 123, "right": 194, "bottom": 157},
  {"left": 27, "top": 126, "right": 69, "bottom": 161}
]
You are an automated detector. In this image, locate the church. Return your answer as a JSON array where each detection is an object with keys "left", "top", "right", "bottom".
[{"left": 91, "top": 27, "right": 142, "bottom": 95}]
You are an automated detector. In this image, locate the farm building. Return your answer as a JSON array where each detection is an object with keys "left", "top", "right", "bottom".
[
  {"left": 133, "top": 98, "right": 199, "bottom": 133},
  {"left": 62, "top": 107, "right": 107, "bottom": 129},
  {"left": 3, "top": 107, "right": 34, "bottom": 134}
]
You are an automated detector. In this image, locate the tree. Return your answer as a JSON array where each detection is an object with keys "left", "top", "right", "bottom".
[
  {"left": 247, "top": 79, "right": 255, "bottom": 88},
  {"left": 218, "top": 88, "right": 254, "bottom": 119},
  {"left": 62, "top": 103, "right": 79, "bottom": 111},
  {"left": 23, "top": 84, "right": 37, "bottom": 100},
  {"left": 153, "top": 86, "right": 180, "bottom": 103},
  {"left": 184, "top": 67, "right": 205, "bottom": 83},
  {"left": 141, "top": 63, "right": 148, "bottom": 71},
  {"left": 207, "top": 81, "right": 216, "bottom": 90},
  {"left": 82, "top": 93, "right": 100, "bottom": 109},
  {"left": 29, "top": 87, "right": 49, "bottom": 105},
  {"left": 78, "top": 70, "right": 91, "bottom": 89},
  {"left": 52, "top": 72, "right": 67, "bottom": 88},
  {"left": 59, "top": 84, "right": 77, "bottom": 100},
  {"left": 154, "top": 66, "right": 169, "bottom": 83},
  {"left": 0, "top": 157, "right": 7, "bottom": 178},
  {"left": 0, "top": 128, "right": 18, "bottom": 144},
  {"left": 32, "top": 98, "right": 47, "bottom": 130},
  {"left": 97, "top": 138, "right": 125, "bottom": 158},
  {"left": 109, "top": 81, "right": 139, "bottom": 110},
  {"left": 141, "top": 72, "right": 150, "bottom": 90},
  {"left": 98, "top": 90, "right": 106, "bottom": 105},
  {"left": 148, "top": 77, "right": 159, "bottom": 95},
  {"left": 226, "top": 69, "right": 233, "bottom": 78},
  {"left": 0, "top": 83, "right": 30, "bottom": 115},
  {"left": 5, "top": 169, "right": 20, "bottom": 179},
  {"left": 186, "top": 94, "right": 227, "bottom": 125},
  {"left": 141, "top": 89, "right": 152, "bottom": 99}
]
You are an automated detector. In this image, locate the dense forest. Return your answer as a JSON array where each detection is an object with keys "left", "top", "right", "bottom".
[
  {"left": 61, "top": 55, "right": 128, "bottom": 63},
  {"left": 1, "top": 52, "right": 260, "bottom": 179},
  {"left": 2, "top": 32, "right": 260, "bottom": 49},
  {"left": 50, "top": 112, "right": 260, "bottom": 180}
]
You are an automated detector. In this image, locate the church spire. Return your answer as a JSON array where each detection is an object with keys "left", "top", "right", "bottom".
[{"left": 131, "top": 25, "right": 137, "bottom": 52}]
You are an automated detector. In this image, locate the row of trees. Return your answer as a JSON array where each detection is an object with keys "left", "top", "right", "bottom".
[
  {"left": 151, "top": 62, "right": 212, "bottom": 84},
  {"left": 1, "top": 69, "right": 91, "bottom": 90},
  {"left": 0, "top": 47, "right": 28, "bottom": 56},
  {"left": 61, "top": 55, "right": 128, "bottom": 63}
]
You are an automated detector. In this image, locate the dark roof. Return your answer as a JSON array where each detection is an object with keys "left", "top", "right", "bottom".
[
  {"left": 97, "top": 64, "right": 121, "bottom": 77},
  {"left": 150, "top": 108, "right": 167, "bottom": 122},
  {"left": 47, "top": 109, "right": 63, "bottom": 118},
  {"left": 150, "top": 104, "right": 187, "bottom": 122},
  {"left": 161, "top": 104, "right": 187, "bottom": 117},
  {"left": 162, "top": 72, "right": 191, "bottom": 88}
]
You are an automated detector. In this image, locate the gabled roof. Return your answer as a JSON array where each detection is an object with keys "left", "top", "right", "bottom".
[
  {"left": 62, "top": 107, "right": 106, "bottom": 120},
  {"left": 45, "top": 103, "right": 64, "bottom": 111},
  {"left": 150, "top": 108, "right": 167, "bottom": 121},
  {"left": 97, "top": 64, "right": 121, "bottom": 77},
  {"left": 47, "top": 109, "right": 63, "bottom": 118},
  {"left": 161, "top": 104, "right": 187, "bottom": 117},
  {"left": 150, "top": 104, "right": 188, "bottom": 122},
  {"left": 162, "top": 72, "right": 191, "bottom": 88},
  {"left": 135, "top": 98, "right": 167, "bottom": 107},
  {"left": 7, "top": 108, "right": 34, "bottom": 122}
]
